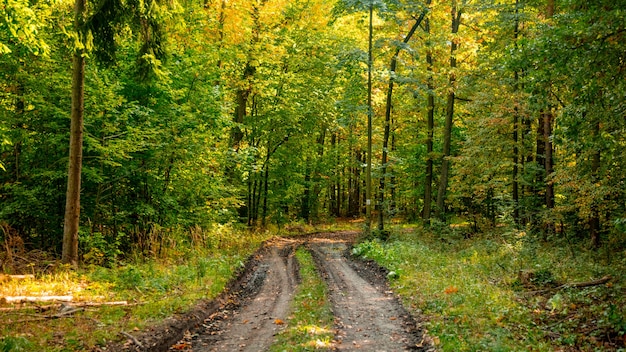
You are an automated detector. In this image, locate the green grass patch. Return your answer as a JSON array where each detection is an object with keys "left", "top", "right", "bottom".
[
  {"left": 352, "top": 225, "right": 626, "bottom": 351},
  {"left": 0, "top": 225, "right": 271, "bottom": 351},
  {"left": 269, "top": 246, "right": 334, "bottom": 351}
]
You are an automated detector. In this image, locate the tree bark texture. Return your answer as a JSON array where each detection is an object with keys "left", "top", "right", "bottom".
[{"left": 62, "top": 0, "right": 87, "bottom": 267}]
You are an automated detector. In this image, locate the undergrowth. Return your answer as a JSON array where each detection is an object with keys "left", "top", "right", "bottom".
[
  {"left": 269, "top": 246, "right": 334, "bottom": 351},
  {"left": 352, "top": 225, "right": 626, "bottom": 351},
  {"left": 0, "top": 223, "right": 270, "bottom": 351}
]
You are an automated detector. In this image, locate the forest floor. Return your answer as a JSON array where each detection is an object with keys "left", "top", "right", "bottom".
[
  {"left": 2, "top": 225, "right": 624, "bottom": 351},
  {"left": 119, "top": 231, "right": 432, "bottom": 351}
]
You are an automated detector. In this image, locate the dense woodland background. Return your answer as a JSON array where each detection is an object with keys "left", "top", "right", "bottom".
[{"left": 1, "top": 0, "right": 625, "bottom": 260}]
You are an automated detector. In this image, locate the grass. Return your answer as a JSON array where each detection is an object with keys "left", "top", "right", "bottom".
[
  {"left": 0, "top": 224, "right": 271, "bottom": 351},
  {"left": 269, "top": 246, "right": 334, "bottom": 351},
  {"left": 352, "top": 224, "right": 626, "bottom": 351}
]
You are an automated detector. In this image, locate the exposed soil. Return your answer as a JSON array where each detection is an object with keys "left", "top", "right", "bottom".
[
  {"left": 308, "top": 236, "right": 431, "bottom": 351},
  {"left": 184, "top": 237, "right": 300, "bottom": 351},
  {"left": 108, "top": 232, "right": 432, "bottom": 351}
]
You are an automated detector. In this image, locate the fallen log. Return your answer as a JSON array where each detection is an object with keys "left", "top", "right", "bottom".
[
  {"left": 526, "top": 275, "right": 612, "bottom": 295},
  {"left": 0, "top": 300, "right": 131, "bottom": 311},
  {"left": 560, "top": 275, "right": 611, "bottom": 289},
  {"left": 1, "top": 296, "right": 73, "bottom": 304},
  {"left": 0, "top": 274, "right": 35, "bottom": 281}
]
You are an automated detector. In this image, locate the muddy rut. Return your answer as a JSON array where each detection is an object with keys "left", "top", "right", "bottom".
[{"left": 166, "top": 232, "right": 430, "bottom": 352}]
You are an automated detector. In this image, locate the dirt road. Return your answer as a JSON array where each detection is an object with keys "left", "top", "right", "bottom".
[
  {"left": 309, "top": 237, "right": 424, "bottom": 351},
  {"left": 167, "top": 232, "right": 431, "bottom": 352}
]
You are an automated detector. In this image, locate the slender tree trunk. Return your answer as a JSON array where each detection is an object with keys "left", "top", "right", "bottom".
[
  {"left": 62, "top": 0, "right": 87, "bottom": 267},
  {"left": 544, "top": 111, "right": 554, "bottom": 209},
  {"left": 512, "top": 0, "right": 521, "bottom": 225},
  {"left": 13, "top": 83, "right": 24, "bottom": 182},
  {"left": 535, "top": 112, "right": 545, "bottom": 202},
  {"left": 435, "top": 1, "right": 462, "bottom": 220},
  {"left": 247, "top": 170, "right": 253, "bottom": 225},
  {"left": 378, "top": 10, "right": 427, "bottom": 232},
  {"left": 539, "top": 0, "right": 556, "bottom": 226},
  {"left": 311, "top": 131, "right": 326, "bottom": 222},
  {"left": 422, "top": 16, "right": 435, "bottom": 222},
  {"left": 365, "top": 4, "right": 373, "bottom": 234},
  {"left": 253, "top": 177, "right": 260, "bottom": 222},
  {"left": 301, "top": 164, "right": 311, "bottom": 221},
  {"left": 261, "top": 162, "right": 269, "bottom": 227}
]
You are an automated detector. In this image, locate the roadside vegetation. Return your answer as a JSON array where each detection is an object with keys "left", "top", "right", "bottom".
[
  {"left": 0, "top": 224, "right": 270, "bottom": 351},
  {"left": 352, "top": 224, "right": 626, "bottom": 351},
  {"left": 269, "top": 246, "right": 334, "bottom": 351}
]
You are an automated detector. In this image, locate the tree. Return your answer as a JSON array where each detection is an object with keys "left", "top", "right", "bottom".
[
  {"left": 377, "top": 6, "right": 428, "bottom": 232},
  {"left": 62, "top": 0, "right": 87, "bottom": 267},
  {"left": 434, "top": 0, "right": 462, "bottom": 220},
  {"left": 62, "top": 0, "right": 172, "bottom": 265}
]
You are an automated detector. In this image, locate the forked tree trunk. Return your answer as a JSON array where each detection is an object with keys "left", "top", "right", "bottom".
[{"left": 378, "top": 10, "right": 427, "bottom": 232}]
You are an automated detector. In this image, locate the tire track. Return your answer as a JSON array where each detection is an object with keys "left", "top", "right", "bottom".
[
  {"left": 309, "top": 237, "right": 424, "bottom": 351},
  {"left": 190, "top": 238, "right": 299, "bottom": 352}
]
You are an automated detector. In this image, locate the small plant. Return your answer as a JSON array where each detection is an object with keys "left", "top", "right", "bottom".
[{"left": 0, "top": 336, "right": 33, "bottom": 352}]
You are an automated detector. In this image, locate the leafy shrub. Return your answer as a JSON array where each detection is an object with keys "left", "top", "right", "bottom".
[{"left": 80, "top": 230, "right": 123, "bottom": 267}]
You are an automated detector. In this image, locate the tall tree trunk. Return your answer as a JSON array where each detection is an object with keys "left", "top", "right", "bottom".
[
  {"left": 62, "top": 0, "right": 86, "bottom": 267},
  {"left": 435, "top": 1, "right": 462, "bottom": 220},
  {"left": 544, "top": 111, "right": 554, "bottom": 209},
  {"left": 378, "top": 10, "right": 427, "bottom": 232},
  {"left": 542, "top": 0, "right": 556, "bottom": 235},
  {"left": 365, "top": 4, "right": 373, "bottom": 234},
  {"left": 422, "top": 15, "right": 435, "bottom": 222},
  {"left": 512, "top": 0, "right": 521, "bottom": 225}
]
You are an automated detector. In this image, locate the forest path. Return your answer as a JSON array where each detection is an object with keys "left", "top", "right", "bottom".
[
  {"left": 309, "top": 236, "right": 425, "bottom": 351},
  {"left": 168, "top": 232, "right": 430, "bottom": 352}
]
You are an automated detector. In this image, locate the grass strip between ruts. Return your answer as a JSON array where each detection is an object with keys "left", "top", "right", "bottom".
[{"left": 269, "top": 246, "right": 335, "bottom": 351}]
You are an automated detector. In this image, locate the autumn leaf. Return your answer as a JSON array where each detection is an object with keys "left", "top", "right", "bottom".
[
  {"left": 172, "top": 342, "right": 190, "bottom": 350},
  {"left": 274, "top": 318, "right": 285, "bottom": 325},
  {"left": 444, "top": 286, "right": 458, "bottom": 294}
]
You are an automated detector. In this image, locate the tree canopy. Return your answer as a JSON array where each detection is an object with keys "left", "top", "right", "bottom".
[{"left": 1, "top": 0, "right": 625, "bottom": 258}]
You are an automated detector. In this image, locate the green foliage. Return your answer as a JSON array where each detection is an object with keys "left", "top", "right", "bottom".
[
  {"left": 80, "top": 230, "right": 123, "bottom": 266},
  {"left": 353, "top": 226, "right": 626, "bottom": 350},
  {"left": 0, "top": 336, "right": 33, "bottom": 352}
]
